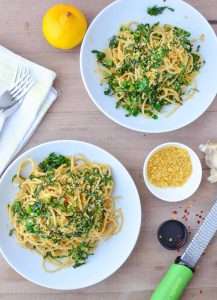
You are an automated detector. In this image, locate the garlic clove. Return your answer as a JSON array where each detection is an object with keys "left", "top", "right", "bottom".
[{"left": 199, "top": 142, "right": 217, "bottom": 183}]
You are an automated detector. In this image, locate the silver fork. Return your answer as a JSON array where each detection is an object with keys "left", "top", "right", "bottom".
[
  {"left": 0, "top": 65, "right": 35, "bottom": 132},
  {"left": 0, "top": 65, "right": 35, "bottom": 110}
]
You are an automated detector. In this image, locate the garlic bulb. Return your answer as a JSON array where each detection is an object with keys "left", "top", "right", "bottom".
[{"left": 199, "top": 142, "right": 217, "bottom": 183}]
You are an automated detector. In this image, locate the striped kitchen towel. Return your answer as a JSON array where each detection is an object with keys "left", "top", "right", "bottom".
[{"left": 0, "top": 46, "right": 58, "bottom": 175}]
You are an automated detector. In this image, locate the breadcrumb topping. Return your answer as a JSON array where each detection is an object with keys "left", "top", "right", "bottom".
[{"left": 147, "top": 146, "right": 192, "bottom": 187}]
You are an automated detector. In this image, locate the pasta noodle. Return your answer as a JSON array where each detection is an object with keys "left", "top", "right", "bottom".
[
  {"left": 92, "top": 22, "right": 204, "bottom": 119},
  {"left": 8, "top": 153, "right": 123, "bottom": 272}
]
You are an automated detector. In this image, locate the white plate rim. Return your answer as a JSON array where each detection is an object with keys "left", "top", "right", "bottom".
[{"left": 0, "top": 140, "right": 142, "bottom": 290}]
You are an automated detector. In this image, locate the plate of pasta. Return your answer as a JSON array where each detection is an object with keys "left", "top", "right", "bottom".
[
  {"left": 0, "top": 140, "right": 141, "bottom": 289},
  {"left": 80, "top": 0, "right": 217, "bottom": 132}
]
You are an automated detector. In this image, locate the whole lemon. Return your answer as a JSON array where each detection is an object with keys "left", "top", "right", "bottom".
[{"left": 42, "top": 3, "right": 87, "bottom": 50}]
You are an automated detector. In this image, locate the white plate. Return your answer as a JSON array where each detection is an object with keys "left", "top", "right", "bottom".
[
  {"left": 80, "top": 0, "right": 217, "bottom": 133},
  {"left": 143, "top": 142, "right": 202, "bottom": 201},
  {"left": 0, "top": 140, "right": 141, "bottom": 290}
]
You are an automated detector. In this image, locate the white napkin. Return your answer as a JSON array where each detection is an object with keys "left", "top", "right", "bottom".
[{"left": 0, "top": 46, "right": 57, "bottom": 176}]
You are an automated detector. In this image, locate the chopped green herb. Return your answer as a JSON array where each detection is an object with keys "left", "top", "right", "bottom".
[
  {"left": 109, "top": 35, "right": 118, "bottom": 48},
  {"left": 25, "top": 206, "right": 32, "bottom": 215},
  {"left": 12, "top": 175, "right": 17, "bottom": 183},
  {"left": 39, "top": 153, "right": 70, "bottom": 172},
  {"left": 147, "top": 5, "right": 174, "bottom": 16},
  {"left": 9, "top": 228, "right": 15, "bottom": 236},
  {"left": 91, "top": 50, "right": 106, "bottom": 62},
  {"left": 33, "top": 186, "right": 42, "bottom": 197},
  {"left": 12, "top": 201, "right": 24, "bottom": 218}
]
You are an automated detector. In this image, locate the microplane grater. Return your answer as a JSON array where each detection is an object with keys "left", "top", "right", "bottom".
[
  {"left": 181, "top": 200, "right": 217, "bottom": 268},
  {"left": 151, "top": 200, "right": 217, "bottom": 300}
]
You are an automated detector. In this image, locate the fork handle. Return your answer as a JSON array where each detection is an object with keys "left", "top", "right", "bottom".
[
  {"left": 0, "top": 113, "right": 6, "bottom": 132},
  {"left": 0, "top": 101, "right": 23, "bottom": 133}
]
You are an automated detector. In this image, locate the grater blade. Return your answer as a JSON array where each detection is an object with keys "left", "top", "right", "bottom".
[{"left": 181, "top": 200, "right": 217, "bottom": 269}]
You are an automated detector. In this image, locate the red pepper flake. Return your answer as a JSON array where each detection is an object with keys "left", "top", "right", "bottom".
[
  {"left": 188, "top": 231, "right": 191, "bottom": 234},
  {"left": 197, "top": 220, "right": 200, "bottom": 224},
  {"left": 199, "top": 215, "right": 202, "bottom": 218},
  {"left": 184, "top": 209, "right": 188, "bottom": 213},
  {"left": 200, "top": 289, "right": 203, "bottom": 294},
  {"left": 172, "top": 210, "right": 178, "bottom": 214},
  {"left": 201, "top": 210, "right": 203, "bottom": 213},
  {"left": 196, "top": 214, "right": 199, "bottom": 216}
]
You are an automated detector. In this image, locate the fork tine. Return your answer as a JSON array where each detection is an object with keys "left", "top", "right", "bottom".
[
  {"left": 10, "top": 75, "right": 32, "bottom": 98},
  {"left": 17, "top": 65, "right": 23, "bottom": 80},
  {"left": 10, "top": 65, "right": 30, "bottom": 92},
  {"left": 10, "top": 72, "right": 27, "bottom": 92},
  {"left": 11, "top": 78, "right": 35, "bottom": 102},
  {"left": 8, "top": 64, "right": 35, "bottom": 105},
  {"left": 13, "top": 77, "right": 35, "bottom": 100},
  {"left": 10, "top": 72, "right": 30, "bottom": 94},
  {"left": 10, "top": 64, "right": 20, "bottom": 88},
  {"left": 11, "top": 76, "right": 34, "bottom": 99},
  {"left": 14, "top": 64, "right": 24, "bottom": 81}
]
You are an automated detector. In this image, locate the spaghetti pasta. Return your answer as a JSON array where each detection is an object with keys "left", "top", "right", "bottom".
[
  {"left": 8, "top": 153, "right": 123, "bottom": 272},
  {"left": 92, "top": 22, "right": 204, "bottom": 119}
]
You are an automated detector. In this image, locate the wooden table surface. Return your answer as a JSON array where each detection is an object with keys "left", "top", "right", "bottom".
[{"left": 0, "top": 1, "right": 217, "bottom": 299}]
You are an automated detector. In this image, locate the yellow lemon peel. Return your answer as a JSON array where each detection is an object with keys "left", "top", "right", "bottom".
[{"left": 42, "top": 4, "right": 87, "bottom": 50}]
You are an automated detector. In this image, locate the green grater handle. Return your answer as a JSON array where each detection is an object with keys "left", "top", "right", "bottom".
[{"left": 150, "top": 263, "right": 193, "bottom": 300}]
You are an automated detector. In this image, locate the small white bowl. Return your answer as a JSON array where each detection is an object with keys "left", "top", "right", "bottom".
[{"left": 143, "top": 142, "right": 202, "bottom": 202}]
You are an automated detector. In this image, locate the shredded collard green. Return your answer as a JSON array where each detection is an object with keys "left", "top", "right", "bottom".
[
  {"left": 11, "top": 153, "right": 115, "bottom": 268},
  {"left": 147, "top": 5, "right": 174, "bottom": 16},
  {"left": 92, "top": 22, "right": 204, "bottom": 119}
]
